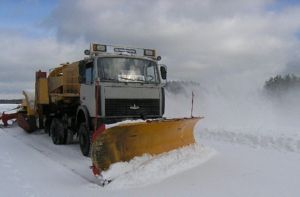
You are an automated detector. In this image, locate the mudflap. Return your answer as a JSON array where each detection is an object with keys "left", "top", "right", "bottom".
[{"left": 91, "top": 117, "right": 202, "bottom": 173}]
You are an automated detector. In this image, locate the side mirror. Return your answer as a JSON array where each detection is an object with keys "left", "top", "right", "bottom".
[{"left": 160, "top": 65, "right": 167, "bottom": 80}]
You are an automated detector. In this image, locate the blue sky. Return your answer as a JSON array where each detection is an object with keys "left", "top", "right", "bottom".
[
  {"left": 0, "top": 0, "right": 57, "bottom": 37},
  {"left": 266, "top": 0, "right": 300, "bottom": 11}
]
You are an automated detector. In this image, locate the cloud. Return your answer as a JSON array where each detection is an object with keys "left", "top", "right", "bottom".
[
  {"left": 43, "top": 0, "right": 300, "bottom": 84},
  {"left": 2, "top": 0, "right": 300, "bottom": 98},
  {"left": 0, "top": 30, "right": 86, "bottom": 98}
]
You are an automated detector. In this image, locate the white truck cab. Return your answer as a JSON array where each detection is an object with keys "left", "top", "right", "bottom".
[{"left": 79, "top": 43, "right": 167, "bottom": 124}]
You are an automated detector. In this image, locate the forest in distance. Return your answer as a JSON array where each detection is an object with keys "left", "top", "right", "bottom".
[
  {"left": 264, "top": 74, "right": 300, "bottom": 95},
  {"left": 1, "top": 75, "right": 299, "bottom": 104}
]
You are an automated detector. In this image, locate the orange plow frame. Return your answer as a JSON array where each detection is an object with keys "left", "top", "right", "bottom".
[{"left": 91, "top": 117, "right": 202, "bottom": 175}]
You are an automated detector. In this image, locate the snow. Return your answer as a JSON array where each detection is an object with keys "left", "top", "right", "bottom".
[
  {"left": 102, "top": 144, "right": 216, "bottom": 189},
  {"left": 23, "top": 90, "right": 35, "bottom": 109},
  {"left": 0, "top": 126, "right": 216, "bottom": 197},
  {"left": 2, "top": 125, "right": 300, "bottom": 197},
  {"left": 0, "top": 104, "right": 19, "bottom": 113},
  {"left": 105, "top": 119, "right": 147, "bottom": 128},
  {"left": 200, "top": 128, "right": 300, "bottom": 152},
  {"left": 1, "top": 85, "right": 300, "bottom": 197},
  {"left": 0, "top": 104, "right": 19, "bottom": 125}
]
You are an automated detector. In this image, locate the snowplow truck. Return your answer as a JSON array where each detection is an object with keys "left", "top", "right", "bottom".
[{"left": 16, "top": 43, "right": 201, "bottom": 174}]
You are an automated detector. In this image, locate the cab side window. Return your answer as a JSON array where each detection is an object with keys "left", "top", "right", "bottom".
[{"left": 85, "top": 62, "right": 94, "bottom": 84}]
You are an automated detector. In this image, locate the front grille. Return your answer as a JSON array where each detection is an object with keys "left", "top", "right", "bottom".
[{"left": 105, "top": 99, "right": 160, "bottom": 117}]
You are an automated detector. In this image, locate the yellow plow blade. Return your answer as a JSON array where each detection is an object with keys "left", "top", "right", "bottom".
[{"left": 91, "top": 117, "right": 202, "bottom": 172}]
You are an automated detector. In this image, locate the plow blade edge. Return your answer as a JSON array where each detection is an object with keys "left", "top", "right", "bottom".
[{"left": 91, "top": 117, "right": 201, "bottom": 172}]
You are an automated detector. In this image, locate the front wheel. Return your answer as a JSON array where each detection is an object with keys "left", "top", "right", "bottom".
[{"left": 79, "top": 123, "right": 91, "bottom": 156}]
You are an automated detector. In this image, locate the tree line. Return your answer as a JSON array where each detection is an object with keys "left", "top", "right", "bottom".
[
  {"left": 0, "top": 99, "right": 22, "bottom": 104},
  {"left": 264, "top": 74, "right": 300, "bottom": 95},
  {"left": 165, "top": 81, "right": 200, "bottom": 95}
]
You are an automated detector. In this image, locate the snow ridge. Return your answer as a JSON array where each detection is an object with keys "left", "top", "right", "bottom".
[
  {"left": 101, "top": 144, "right": 216, "bottom": 190},
  {"left": 201, "top": 128, "right": 300, "bottom": 152}
]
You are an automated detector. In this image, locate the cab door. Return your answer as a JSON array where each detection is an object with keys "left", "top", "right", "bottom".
[{"left": 80, "top": 61, "right": 96, "bottom": 117}]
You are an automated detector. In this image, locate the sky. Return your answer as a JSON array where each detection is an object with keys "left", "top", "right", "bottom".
[{"left": 1, "top": 0, "right": 300, "bottom": 99}]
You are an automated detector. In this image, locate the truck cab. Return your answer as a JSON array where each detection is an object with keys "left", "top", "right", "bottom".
[{"left": 76, "top": 43, "right": 167, "bottom": 155}]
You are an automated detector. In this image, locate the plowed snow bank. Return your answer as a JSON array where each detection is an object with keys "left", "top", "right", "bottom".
[{"left": 101, "top": 144, "right": 216, "bottom": 189}]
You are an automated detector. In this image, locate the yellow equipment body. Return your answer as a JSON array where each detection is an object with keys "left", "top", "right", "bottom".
[{"left": 91, "top": 117, "right": 201, "bottom": 172}]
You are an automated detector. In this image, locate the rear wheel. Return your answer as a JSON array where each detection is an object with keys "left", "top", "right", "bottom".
[
  {"left": 79, "top": 122, "right": 91, "bottom": 156},
  {"left": 50, "top": 118, "right": 66, "bottom": 145}
]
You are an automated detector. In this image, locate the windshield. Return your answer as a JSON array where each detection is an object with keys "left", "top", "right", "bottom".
[{"left": 97, "top": 57, "right": 159, "bottom": 83}]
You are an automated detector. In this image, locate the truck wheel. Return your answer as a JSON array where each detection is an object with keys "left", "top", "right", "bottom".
[
  {"left": 79, "top": 123, "right": 91, "bottom": 156},
  {"left": 50, "top": 118, "right": 66, "bottom": 145}
]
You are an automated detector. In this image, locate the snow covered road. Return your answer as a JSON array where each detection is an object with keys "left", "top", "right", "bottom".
[
  {"left": 198, "top": 139, "right": 300, "bottom": 197},
  {"left": 1, "top": 125, "right": 300, "bottom": 197}
]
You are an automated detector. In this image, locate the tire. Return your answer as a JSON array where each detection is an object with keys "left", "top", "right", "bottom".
[
  {"left": 79, "top": 122, "right": 91, "bottom": 156},
  {"left": 50, "top": 118, "right": 66, "bottom": 145}
]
